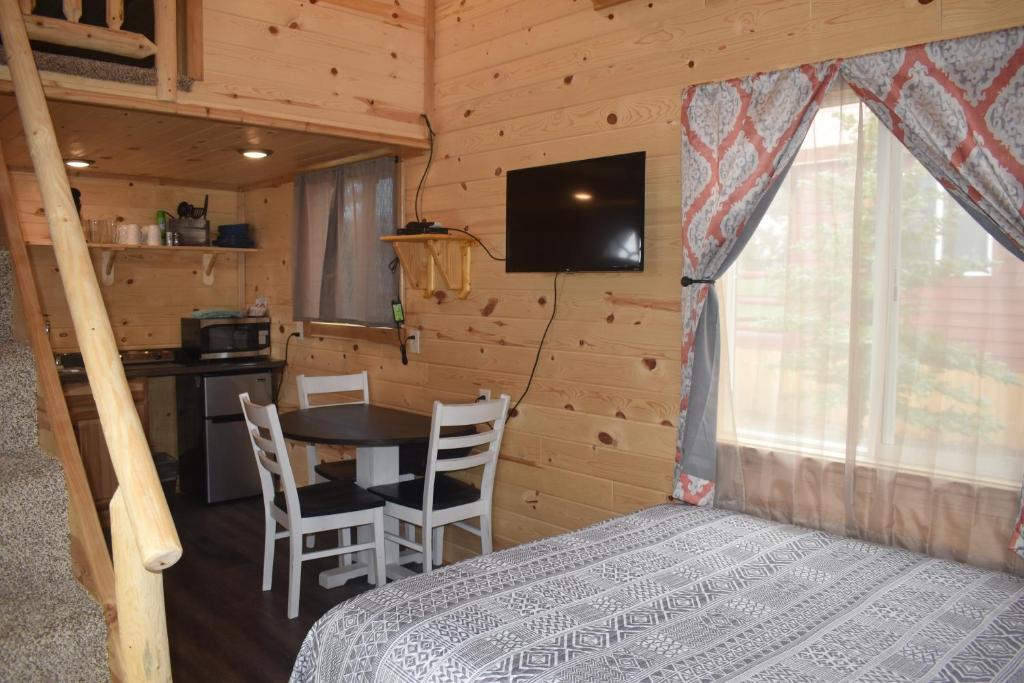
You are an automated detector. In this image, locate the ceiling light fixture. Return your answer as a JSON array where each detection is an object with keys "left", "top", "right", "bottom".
[
  {"left": 573, "top": 191, "right": 593, "bottom": 201},
  {"left": 64, "top": 159, "right": 94, "bottom": 169},
  {"left": 239, "top": 149, "right": 273, "bottom": 160}
]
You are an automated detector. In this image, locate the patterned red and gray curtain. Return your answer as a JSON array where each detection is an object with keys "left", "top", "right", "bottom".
[
  {"left": 675, "top": 26, "right": 1024, "bottom": 555},
  {"left": 843, "top": 30, "right": 1024, "bottom": 260},
  {"left": 839, "top": 27, "right": 1024, "bottom": 557},
  {"left": 675, "top": 62, "right": 840, "bottom": 505}
]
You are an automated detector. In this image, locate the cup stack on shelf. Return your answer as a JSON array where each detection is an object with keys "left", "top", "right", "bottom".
[
  {"left": 78, "top": 197, "right": 231, "bottom": 249},
  {"left": 84, "top": 218, "right": 116, "bottom": 244}
]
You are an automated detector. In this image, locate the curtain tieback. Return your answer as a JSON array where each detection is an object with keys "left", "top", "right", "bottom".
[{"left": 681, "top": 276, "right": 715, "bottom": 287}]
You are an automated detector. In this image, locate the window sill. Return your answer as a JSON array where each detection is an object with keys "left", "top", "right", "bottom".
[
  {"left": 302, "top": 321, "right": 395, "bottom": 344},
  {"left": 717, "top": 438, "right": 1022, "bottom": 492}
]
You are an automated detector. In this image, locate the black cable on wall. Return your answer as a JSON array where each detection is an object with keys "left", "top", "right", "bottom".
[{"left": 509, "top": 272, "right": 563, "bottom": 418}]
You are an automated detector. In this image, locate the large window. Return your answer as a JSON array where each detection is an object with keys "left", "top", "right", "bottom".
[{"left": 719, "top": 85, "right": 1024, "bottom": 488}]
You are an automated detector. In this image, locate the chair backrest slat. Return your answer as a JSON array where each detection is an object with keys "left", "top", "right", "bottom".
[
  {"left": 433, "top": 451, "right": 493, "bottom": 472},
  {"left": 297, "top": 371, "right": 369, "bottom": 409},
  {"left": 255, "top": 448, "right": 282, "bottom": 475},
  {"left": 251, "top": 430, "right": 277, "bottom": 455},
  {"left": 437, "top": 430, "right": 496, "bottom": 451},
  {"left": 435, "top": 399, "right": 505, "bottom": 427}
]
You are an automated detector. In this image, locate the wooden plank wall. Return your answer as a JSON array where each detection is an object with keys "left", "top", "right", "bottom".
[
  {"left": 13, "top": 172, "right": 242, "bottom": 351},
  {"left": 245, "top": 0, "right": 1024, "bottom": 561},
  {"left": 179, "top": 0, "right": 428, "bottom": 144}
]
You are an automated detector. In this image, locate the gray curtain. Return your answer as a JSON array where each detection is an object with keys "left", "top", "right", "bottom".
[{"left": 292, "top": 157, "right": 399, "bottom": 327}]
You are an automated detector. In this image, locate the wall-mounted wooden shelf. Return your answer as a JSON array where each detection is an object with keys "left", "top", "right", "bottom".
[
  {"left": 24, "top": 239, "right": 258, "bottom": 253},
  {"left": 26, "top": 239, "right": 257, "bottom": 286},
  {"left": 381, "top": 234, "right": 473, "bottom": 300}
]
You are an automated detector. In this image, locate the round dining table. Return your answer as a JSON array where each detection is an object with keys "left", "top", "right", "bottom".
[
  {"left": 278, "top": 403, "right": 463, "bottom": 587},
  {"left": 279, "top": 403, "right": 453, "bottom": 447}
]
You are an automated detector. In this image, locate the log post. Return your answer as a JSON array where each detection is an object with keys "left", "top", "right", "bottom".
[
  {"left": 62, "top": 0, "right": 81, "bottom": 22},
  {"left": 111, "top": 491, "right": 172, "bottom": 683},
  {"left": 153, "top": 0, "right": 177, "bottom": 101},
  {"left": 106, "top": 0, "right": 123, "bottom": 30},
  {"left": 175, "top": 0, "right": 204, "bottom": 81}
]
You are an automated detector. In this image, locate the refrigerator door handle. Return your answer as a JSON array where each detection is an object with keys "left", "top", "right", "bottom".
[{"left": 207, "top": 414, "right": 244, "bottom": 424}]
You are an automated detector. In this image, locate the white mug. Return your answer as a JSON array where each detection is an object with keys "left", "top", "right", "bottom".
[
  {"left": 117, "top": 223, "right": 141, "bottom": 244},
  {"left": 144, "top": 224, "right": 161, "bottom": 246}
]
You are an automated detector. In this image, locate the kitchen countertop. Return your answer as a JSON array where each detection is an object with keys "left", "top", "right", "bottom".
[{"left": 58, "top": 358, "right": 286, "bottom": 383}]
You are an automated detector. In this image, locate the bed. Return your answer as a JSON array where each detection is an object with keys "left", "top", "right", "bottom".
[{"left": 291, "top": 505, "right": 1024, "bottom": 682}]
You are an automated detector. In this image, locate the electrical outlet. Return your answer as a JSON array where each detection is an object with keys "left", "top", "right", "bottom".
[
  {"left": 294, "top": 321, "right": 304, "bottom": 339},
  {"left": 406, "top": 328, "right": 420, "bottom": 354},
  {"left": 477, "top": 388, "right": 492, "bottom": 401}
]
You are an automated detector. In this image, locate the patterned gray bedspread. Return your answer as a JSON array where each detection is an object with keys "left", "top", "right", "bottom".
[{"left": 291, "top": 505, "right": 1024, "bottom": 682}]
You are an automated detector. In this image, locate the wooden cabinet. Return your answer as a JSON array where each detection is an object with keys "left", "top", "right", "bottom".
[{"left": 63, "top": 379, "right": 149, "bottom": 521}]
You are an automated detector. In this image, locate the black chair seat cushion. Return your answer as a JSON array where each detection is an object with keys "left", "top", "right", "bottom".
[
  {"left": 274, "top": 481, "right": 383, "bottom": 517},
  {"left": 367, "top": 474, "right": 481, "bottom": 511},
  {"left": 314, "top": 459, "right": 356, "bottom": 482}
]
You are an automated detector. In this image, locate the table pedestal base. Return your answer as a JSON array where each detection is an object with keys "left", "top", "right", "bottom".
[
  {"left": 317, "top": 445, "right": 421, "bottom": 588},
  {"left": 318, "top": 562, "right": 416, "bottom": 588}
]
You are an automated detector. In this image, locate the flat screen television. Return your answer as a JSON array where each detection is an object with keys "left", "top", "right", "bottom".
[{"left": 505, "top": 151, "right": 645, "bottom": 272}]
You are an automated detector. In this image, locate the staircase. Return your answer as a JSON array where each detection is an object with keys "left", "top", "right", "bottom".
[{"left": 0, "top": 250, "right": 109, "bottom": 681}]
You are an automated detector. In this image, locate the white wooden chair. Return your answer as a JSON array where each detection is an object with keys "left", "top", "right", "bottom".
[
  {"left": 296, "top": 371, "right": 368, "bottom": 485},
  {"left": 367, "top": 394, "right": 510, "bottom": 573},
  {"left": 239, "top": 392, "right": 386, "bottom": 619},
  {"left": 296, "top": 372, "right": 368, "bottom": 551}
]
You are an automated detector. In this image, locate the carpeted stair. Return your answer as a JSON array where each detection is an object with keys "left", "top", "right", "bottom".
[
  {"left": 0, "top": 250, "right": 109, "bottom": 681},
  {"left": 0, "top": 46, "right": 193, "bottom": 92}
]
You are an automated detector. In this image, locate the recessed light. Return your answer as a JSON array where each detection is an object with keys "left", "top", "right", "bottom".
[
  {"left": 573, "top": 192, "right": 593, "bottom": 201},
  {"left": 239, "top": 149, "right": 272, "bottom": 160},
  {"left": 64, "top": 159, "right": 94, "bottom": 169}
]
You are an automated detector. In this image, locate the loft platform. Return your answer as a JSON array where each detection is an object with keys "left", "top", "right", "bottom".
[
  {"left": 381, "top": 233, "right": 473, "bottom": 300},
  {"left": 8, "top": 0, "right": 182, "bottom": 101}
]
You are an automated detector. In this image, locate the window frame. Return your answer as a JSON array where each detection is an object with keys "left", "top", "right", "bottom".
[{"left": 300, "top": 320, "right": 397, "bottom": 345}]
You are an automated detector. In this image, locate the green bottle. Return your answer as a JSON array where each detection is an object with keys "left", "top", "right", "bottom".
[{"left": 157, "top": 210, "right": 168, "bottom": 245}]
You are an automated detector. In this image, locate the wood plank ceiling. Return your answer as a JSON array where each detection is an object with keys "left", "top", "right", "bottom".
[{"left": 0, "top": 94, "right": 393, "bottom": 190}]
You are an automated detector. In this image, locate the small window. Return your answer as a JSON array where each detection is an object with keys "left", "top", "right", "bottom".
[{"left": 292, "top": 157, "right": 399, "bottom": 329}]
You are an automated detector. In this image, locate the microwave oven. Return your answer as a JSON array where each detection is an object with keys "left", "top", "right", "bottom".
[{"left": 180, "top": 317, "right": 271, "bottom": 361}]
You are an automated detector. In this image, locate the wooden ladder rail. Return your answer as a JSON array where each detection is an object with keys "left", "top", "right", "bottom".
[
  {"left": 0, "top": 0, "right": 182, "bottom": 680},
  {"left": 0, "top": 139, "right": 125, "bottom": 682}
]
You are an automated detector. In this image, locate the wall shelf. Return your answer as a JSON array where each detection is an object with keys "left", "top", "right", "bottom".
[
  {"left": 26, "top": 239, "right": 257, "bottom": 286},
  {"left": 381, "top": 234, "right": 473, "bottom": 300}
]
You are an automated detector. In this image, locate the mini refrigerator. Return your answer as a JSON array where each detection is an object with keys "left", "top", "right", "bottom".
[{"left": 178, "top": 371, "right": 271, "bottom": 503}]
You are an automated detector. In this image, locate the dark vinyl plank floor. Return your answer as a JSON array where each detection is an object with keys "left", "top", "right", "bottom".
[{"left": 164, "top": 493, "right": 375, "bottom": 683}]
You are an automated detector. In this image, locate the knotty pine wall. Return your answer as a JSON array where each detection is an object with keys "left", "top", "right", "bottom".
[
  {"left": 13, "top": 172, "right": 242, "bottom": 351},
  {"left": 180, "top": 0, "right": 428, "bottom": 144},
  {"left": 246, "top": 0, "right": 1024, "bottom": 561}
]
